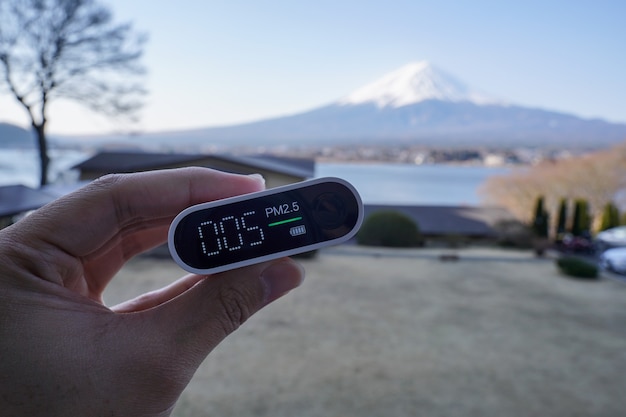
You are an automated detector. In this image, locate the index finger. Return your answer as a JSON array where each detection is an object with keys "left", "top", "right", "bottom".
[{"left": 22, "top": 167, "right": 266, "bottom": 259}]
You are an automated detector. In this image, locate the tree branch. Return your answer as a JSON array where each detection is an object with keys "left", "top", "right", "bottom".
[{"left": 0, "top": 0, "right": 148, "bottom": 186}]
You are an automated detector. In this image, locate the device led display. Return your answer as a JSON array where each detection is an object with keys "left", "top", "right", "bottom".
[{"left": 168, "top": 178, "right": 363, "bottom": 274}]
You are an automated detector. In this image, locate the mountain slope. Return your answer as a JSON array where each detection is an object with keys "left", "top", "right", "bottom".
[
  {"left": 0, "top": 123, "right": 34, "bottom": 148},
  {"left": 141, "top": 100, "right": 626, "bottom": 148},
  {"left": 67, "top": 61, "right": 626, "bottom": 149}
]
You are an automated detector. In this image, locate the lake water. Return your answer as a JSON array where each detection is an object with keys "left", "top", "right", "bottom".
[
  {"left": 317, "top": 162, "right": 509, "bottom": 205},
  {"left": 0, "top": 149, "right": 510, "bottom": 206},
  {"left": 0, "top": 148, "right": 87, "bottom": 187}
]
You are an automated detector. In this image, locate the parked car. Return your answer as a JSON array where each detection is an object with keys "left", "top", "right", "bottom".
[
  {"left": 557, "top": 233, "right": 594, "bottom": 254},
  {"left": 599, "top": 247, "right": 626, "bottom": 275},
  {"left": 595, "top": 226, "right": 626, "bottom": 252}
]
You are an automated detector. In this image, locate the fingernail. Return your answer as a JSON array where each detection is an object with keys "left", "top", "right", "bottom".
[
  {"left": 260, "top": 260, "right": 305, "bottom": 304},
  {"left": 248, "top": 173, "right": 265, "bottom": 186}
]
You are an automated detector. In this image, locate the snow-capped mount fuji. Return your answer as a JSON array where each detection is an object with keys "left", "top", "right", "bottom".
[
  {"left": 83, "top": 61, "right": 626, "bottom": 150},
  {"left": 338, "top": 61, "right": 498, "bottom": 108}
]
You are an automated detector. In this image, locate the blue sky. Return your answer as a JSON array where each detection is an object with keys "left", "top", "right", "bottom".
[{"left": 1, "top": 0, "right": 625, "bottom": 135}]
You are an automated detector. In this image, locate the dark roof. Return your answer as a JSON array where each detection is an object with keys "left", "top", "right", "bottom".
[
  {"left": 364, "top": 204, "right": 516, "bottom": 237},
  {"left": 72, "top": 152, "right": 210, "bottom": 173},
  {"left": 73, "top": 151, "right": 315, "bottom": 179},
  {"left": 0, "top": 185, "right": 56, "bottom": 217},
  {"left": 215, "top": 154, "right": 315, "bottom": 179}
]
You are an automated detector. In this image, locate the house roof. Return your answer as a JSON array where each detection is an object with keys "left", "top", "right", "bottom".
[
  {"left": 216, "top": 154, "right": 315, "bottom": 179},
  {"left": 72, "top": 152, "right": 211, "bottom": 174},
  {"left": 363, "top": 204, "right": 516, "bottom": 237},
  {"left": 73, "top": 151, "right": 315, "bottom": 179},
  {"left": 0, "top": 185, "right": 56, "bottom": 217}
]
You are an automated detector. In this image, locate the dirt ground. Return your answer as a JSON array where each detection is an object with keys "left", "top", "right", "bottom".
[{"left": 105, "top": 247, "right": 626, "bottom": 417}]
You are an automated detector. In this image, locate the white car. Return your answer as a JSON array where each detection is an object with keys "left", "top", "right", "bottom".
[
  {"left": 595, "top": 226, "right": 626, "bottom": 252},
  {"left": 599, "top": 247, "right": 626, "bottom": 275}
]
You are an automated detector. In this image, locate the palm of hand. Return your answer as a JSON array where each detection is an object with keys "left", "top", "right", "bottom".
[{"left": 0, "top": 169, "right": 303, "bottom": 416}]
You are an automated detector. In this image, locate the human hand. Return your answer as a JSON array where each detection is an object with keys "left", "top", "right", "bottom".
[{"left": 0, "top": 168, "right": 304, "bottom": 416}]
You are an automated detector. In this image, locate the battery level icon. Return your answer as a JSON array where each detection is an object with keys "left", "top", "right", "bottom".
[{"left": 289, "top": 225, "right": 307, "bottom": 236}]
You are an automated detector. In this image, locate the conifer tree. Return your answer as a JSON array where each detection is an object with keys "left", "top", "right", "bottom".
[
  {"left": 532, "top": 195, "right": 549, "bottom": 238},
  {"left": 599, "top": 202, "right": 620, "bottom": 231},
  {"left": 555, "top": 198, "right": 568, "bottom": 238},
  {"left": 571, "top": 199, "right": 591, "bottom": 236}
]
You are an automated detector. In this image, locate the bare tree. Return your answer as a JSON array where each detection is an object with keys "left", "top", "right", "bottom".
[
  {"left": 0, "top": 0, "right": 146, "bottom": 186},
  {"left": 480, "top": 141, "right": 626, "bottom": 233}
]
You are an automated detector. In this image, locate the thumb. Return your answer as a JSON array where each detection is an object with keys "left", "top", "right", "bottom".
[{"left": 148, "top": 258, "right": 304, "bottom": 366}]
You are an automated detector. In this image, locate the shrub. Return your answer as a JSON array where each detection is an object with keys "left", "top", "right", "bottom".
[
  {"left": 357, "top": 211, "right": 422, "bottom": 247},
  {"left": 556, "top": 256, "right": 599, "bottom": 279}
]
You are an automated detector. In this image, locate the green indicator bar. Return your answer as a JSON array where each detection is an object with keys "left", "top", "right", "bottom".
[{"left": 268, "top": 216, "right": 303, "bottom": 227}]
